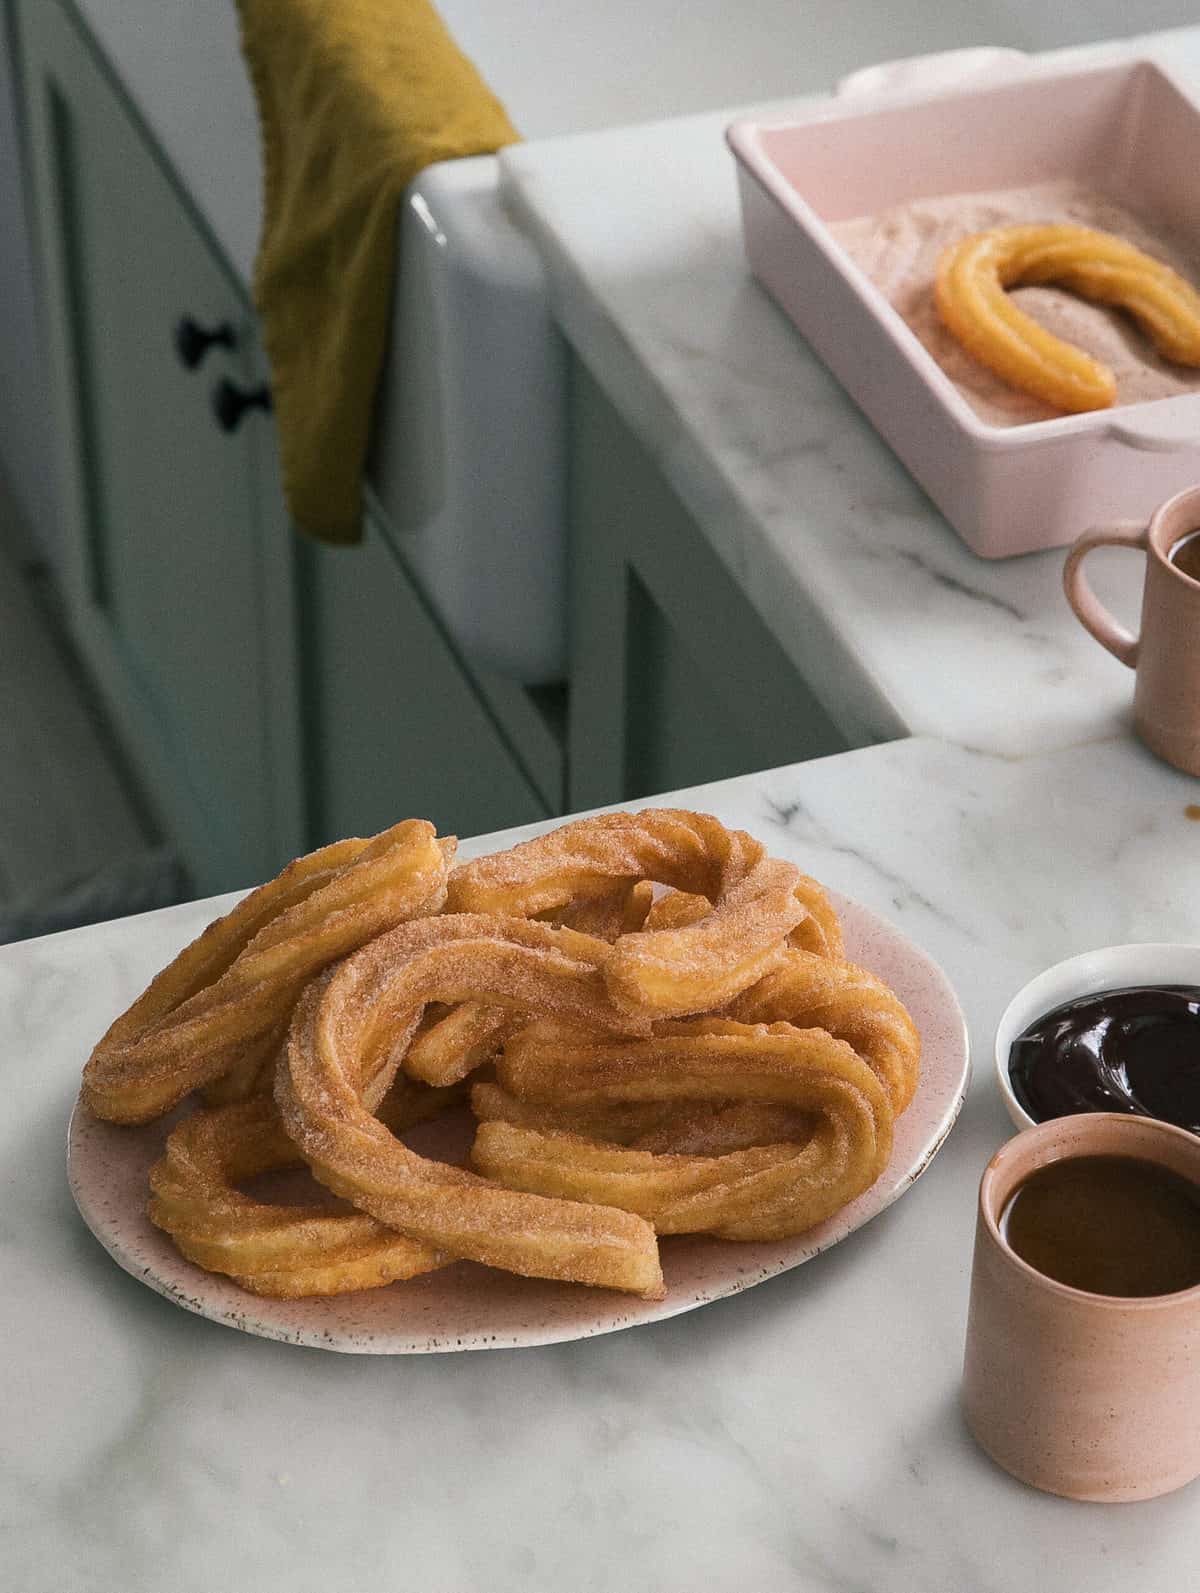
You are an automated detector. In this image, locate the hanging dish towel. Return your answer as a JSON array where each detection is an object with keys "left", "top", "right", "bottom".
[{"left": 236, "top": 0, "right": 519, "bottom": 542}]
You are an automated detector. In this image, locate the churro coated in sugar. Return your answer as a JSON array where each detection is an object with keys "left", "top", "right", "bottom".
[{"left": 832, "top": 180, "right": 1200, "bottom": 425}]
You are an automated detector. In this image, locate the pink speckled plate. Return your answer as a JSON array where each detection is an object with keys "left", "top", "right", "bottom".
[{"left": 68, "top": 891, "right": 968, "bottom": 1352}]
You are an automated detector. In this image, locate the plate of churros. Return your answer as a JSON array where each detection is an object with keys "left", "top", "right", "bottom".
[{"left": 68, "top": 809, "right": 968, "bottom": 1352}]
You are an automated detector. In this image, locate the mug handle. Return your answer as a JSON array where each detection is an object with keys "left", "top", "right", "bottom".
[{"left": 1062, "top": 521, "right": 1147, "bottom": 669}]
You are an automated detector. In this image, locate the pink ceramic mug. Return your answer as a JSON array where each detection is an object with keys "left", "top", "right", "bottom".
[
  {"left": 962, "top": 1113, "right": 1200, "bottom": 1502},
  {"left": 1063, "top": 486, "right": 1200, "bottom": 776}
]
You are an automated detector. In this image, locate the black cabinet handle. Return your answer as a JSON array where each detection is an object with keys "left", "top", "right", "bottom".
[
  {"left": 174, "top": 316, "right": 235, "bottom": 369},
  {"left": 211, "top": 378, "right": 272, "bottom": 432}
]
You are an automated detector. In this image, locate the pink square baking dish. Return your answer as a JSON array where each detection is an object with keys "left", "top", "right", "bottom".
[{"left": 727, "top": 58, "right": 1200, "bottom": 559}]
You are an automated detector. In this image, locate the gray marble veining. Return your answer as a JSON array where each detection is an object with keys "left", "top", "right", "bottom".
[{"left": 3, "top": 733, "right": 1199, "bottom": 1591}]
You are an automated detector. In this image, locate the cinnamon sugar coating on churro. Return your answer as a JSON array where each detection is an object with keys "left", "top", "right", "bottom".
[
  {"left": 148, "top": 1081, "right": 461, "bottom": 1297},
  {"left": 731, "top": 948, "right": 921, "bottom": 1114},
  {"left": 276, "top": 916, "right": 665, "bottom": 1297},
  {"left": 936, "top": 223, "right": 1200, "bottom": 412},
  {"left": 474, "top": 1018, "right": 892, "bottom": 1240},
  {"left": 450, "top": 810, "right": 842, "bottom": 1018},
  {"left": 82, "top": 821, "right": 454, "bottom": 1124}
]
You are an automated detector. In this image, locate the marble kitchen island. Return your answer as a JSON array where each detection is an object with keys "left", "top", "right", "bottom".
[{"left": 4, "top": 730, "right": 1199, "bottom": 1593}]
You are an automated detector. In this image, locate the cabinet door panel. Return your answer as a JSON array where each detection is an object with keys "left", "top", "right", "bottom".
[
  {"left": 299, "top": 518, "right": 548, "bottom": 841},
  {"left": 18, "top": 0, "right": 289, "bottom": 892},
  {"left": 569, "top": 364, "right": 850, "bottom": 808}
]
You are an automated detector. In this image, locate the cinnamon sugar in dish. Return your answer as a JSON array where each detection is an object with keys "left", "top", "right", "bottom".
[{"left": 831, "top": 180, "right": 1200, "bottom": 426}]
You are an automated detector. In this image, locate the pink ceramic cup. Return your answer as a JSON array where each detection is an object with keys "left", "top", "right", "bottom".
[
  {"left": 962, "top": 1113, "right": 1200, "bottom": 1502},
  {"left": 1064, "top": 485, "right": 1200, "bottom": 777}
]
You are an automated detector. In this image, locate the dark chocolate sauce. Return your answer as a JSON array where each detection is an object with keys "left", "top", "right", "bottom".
[
  {"left": 1008, "top": 985, "right": 1200, "bottom": 1132},
  {"left": 1001, "top": 1155, "right": 1200, "bottom": 1296}
]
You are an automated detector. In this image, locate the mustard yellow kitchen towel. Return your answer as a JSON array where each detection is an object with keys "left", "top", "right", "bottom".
[{"left": 235, "top": 0, "right": 519, "bottom": 542}]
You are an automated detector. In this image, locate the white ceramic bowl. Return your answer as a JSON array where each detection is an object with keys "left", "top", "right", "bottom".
[{"left": 994, "top": 943, "right": 1200, "bottom": 1131}]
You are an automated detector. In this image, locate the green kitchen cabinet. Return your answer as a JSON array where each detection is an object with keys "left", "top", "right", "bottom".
[
  {"left": 15, "top": 0, "right": 301, "bottom": 894},
  {"left": 12, "top": 0, "right": 550, "bottom": 892},
  {"left": 567, "top": 364, "right": 850, "bottom": 809},
  {"left": 295, "top": 510, "right": 551, "bottom": 844}
]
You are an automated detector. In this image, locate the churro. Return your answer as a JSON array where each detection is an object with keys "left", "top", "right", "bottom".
[
  {"left": 450, "top": 810, "right": 842, "bottom": 1017},
  {"left": 82, "top": 821, "right": 453, "bottom": 1124},
  {"left": 731, "top": 947, "right": 921, "bottom": 1114},
  {"left": 148, "top": 1082, "right": 460, "bottom": 1298},
  {"left": 935, "top": 223, "right": 1200, "bottom": 412},
  {"left": 474, "top": 1018, "right": 892, "bottom": 1239},
  {"left": 276, "top": 916, "right": 665, "bottom": 1296}
]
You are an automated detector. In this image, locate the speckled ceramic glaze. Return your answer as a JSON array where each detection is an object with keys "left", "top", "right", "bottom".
[
  {"left": 963, "top": 1113, "right": 1200, "bottom": 1502},
  {"left": 68, "top": 890, "right": 968, "bottom": 1354}
]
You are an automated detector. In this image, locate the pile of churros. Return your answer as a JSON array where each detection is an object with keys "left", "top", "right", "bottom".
[{"left": 80, "top": 810, "right": 920, "bottom": 1301}]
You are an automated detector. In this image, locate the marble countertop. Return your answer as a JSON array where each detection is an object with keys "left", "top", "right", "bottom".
[
  {"left": 500, "top": 26, "right": 1200, "bottom": 757},
  {"left": 5, "top": 730, "right": 1200, "bottom": 1591}
]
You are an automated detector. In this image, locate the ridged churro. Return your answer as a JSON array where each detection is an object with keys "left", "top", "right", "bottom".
[
  {"left": 450, "top": 810, "right": 842, "bottom": 1017},
  {"left": 82, "top": 821, "right": 453, "bottom": 1123},
  {"left": 148, "top": 1081, "right": 460, "bottom": 1298},
  {"left": 474, "top": 1018, "right": 892, "bottom": 1240},
  {"left": 731, "top": 947, "right": 921, "bottom": 1114},
  {"left": 276, "top": 917, "right": 665, "bottom": 1296}
]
